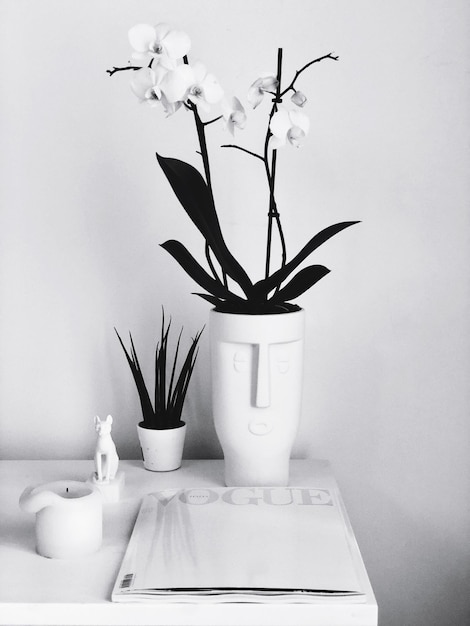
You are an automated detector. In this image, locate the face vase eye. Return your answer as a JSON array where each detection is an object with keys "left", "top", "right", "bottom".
[
  {"left": 233, "top": 350, "right": 249, "bottom": 372},
  {"left": 276, "top": 350, "right": 290, "bottom": 373}
]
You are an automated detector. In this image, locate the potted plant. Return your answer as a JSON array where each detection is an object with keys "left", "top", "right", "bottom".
[
  {"left": 115, "top": 312, "right": 203, "bottom": 471},
  {"left": 108, "top": 23, "right": 358, "bottom": 485}
]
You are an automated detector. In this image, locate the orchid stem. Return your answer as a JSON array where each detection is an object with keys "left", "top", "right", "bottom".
[
  {"left": 262, "top": 52, "right": 336, "bottom": 283},
  {"left": 264, "top": 48, "right": 287, "bottom": 282},
  {"left": 193, "top": 107, "right": 213, "bottom": 189},
  {"left": 182, "top": 54, "right": 227, "bottom": 288},
  {"left": 193, "top": 106, "right": 228, "bottom": 288}
]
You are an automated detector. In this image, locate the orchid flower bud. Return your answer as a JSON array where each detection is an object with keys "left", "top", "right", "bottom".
[{"left": 291, "top": 90, "right": 307, "bottom": 107}]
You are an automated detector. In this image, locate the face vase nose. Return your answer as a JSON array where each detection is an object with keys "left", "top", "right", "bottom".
[{"left": 255, "top": 343, "right": 271, "bottom": 408}]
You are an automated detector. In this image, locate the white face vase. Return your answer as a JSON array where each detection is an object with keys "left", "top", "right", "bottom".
[{"left": 210, "top": 309, "right": 305, "bottom": 486}]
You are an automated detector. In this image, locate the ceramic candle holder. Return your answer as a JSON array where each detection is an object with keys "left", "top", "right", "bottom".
[{"left": 19, "top": 480, "right": 102, "bottom": 559}]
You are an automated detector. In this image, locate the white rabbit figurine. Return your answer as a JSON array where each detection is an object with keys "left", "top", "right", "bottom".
[{"left": 94, "top": 415, "right": 119, "bottom": 483}]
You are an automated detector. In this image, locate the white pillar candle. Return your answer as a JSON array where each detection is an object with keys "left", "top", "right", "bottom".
[{"left": 19, "top": 480, "right": 102, "bottom": 559}]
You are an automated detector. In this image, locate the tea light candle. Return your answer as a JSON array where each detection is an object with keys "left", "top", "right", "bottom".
[{"left": 19, "top": 480, "right": 102, "bottom": 559}]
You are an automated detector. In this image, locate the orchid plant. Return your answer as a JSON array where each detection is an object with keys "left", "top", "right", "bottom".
[{"left": 108, "top": 23, "right": 358, "bottom": 314}]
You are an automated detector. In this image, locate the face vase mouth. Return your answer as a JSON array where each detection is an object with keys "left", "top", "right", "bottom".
[{"left": 248, "top": 420, "right": 273, "bottom": 436}]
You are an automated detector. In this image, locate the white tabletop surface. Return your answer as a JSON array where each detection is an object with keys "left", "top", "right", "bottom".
[{"left": 0, "top": 459, "right": 377, "bottom": 625}]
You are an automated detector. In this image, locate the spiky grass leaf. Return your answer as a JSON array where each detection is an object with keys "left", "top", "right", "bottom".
[
  {"left": 173, "top": 347, "right": 199, "bottom": 422},
  {"left": 168, "top": 327, "right": 184, "bottom": 406},
  {"left": 115, "top": 329, "right": 154, "bottom": 426},
  {"left": 168, "top": 328, "right": 204, "bottom": 421},
  {"left": 159, "top": 314, "right": 170, "bottom": 419}
]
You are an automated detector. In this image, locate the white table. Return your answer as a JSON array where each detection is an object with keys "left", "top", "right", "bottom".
[{"left": 0, "top": 459, "right": 377, "bottom": 625}]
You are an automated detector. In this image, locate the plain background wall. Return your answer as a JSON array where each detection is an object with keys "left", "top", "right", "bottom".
[{"left": 1, "top": 1, "right": 469, "bottom": 624}]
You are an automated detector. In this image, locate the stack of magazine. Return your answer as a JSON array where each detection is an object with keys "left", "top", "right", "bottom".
[{"left": 112, "top": 485, "right": 365, "bottom": 603}]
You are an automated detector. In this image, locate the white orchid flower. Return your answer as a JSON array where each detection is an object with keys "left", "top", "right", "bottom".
[
  {"left": 186, "top": 62, "right": 224, "bottom": 111},
  {"left": 128, "top": 23, "right": 191, "bottom": 69},
  {"left": 247, "top": 74, "right": 278, "bottom": 109},
  {"left": 160, "top": 64, "right": 194, "bottom": 102},
  {"left": 221, "top": 97, "right": 246, "bottom": 135},
  {"left": 161, "top": 97, "right": 183, "bottom": 117},
  {"left": 269, "top": 108, "right": 310, "bottom": 149},
  {"left": 160, "top": 62, "right": 223, "bottom": 113},
  {"left": 291, "top": 90, "right": 307, "bottom": 107},
  {"left": 130, "top": 66, "right": 167, "bottom": 106},
  {"left": 162, "top": 62, "right": 223, "bottom": 111},
  {"left": 129, "top": 67, "right": 182, "bottom": 116}
]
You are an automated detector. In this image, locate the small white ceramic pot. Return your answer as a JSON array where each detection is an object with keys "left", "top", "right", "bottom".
[
  {"left": 210, "top": 309, "right": 305, "bottom": 487},
  {"left": 137, "top": 422, "right": 187, "bottom": 471}
]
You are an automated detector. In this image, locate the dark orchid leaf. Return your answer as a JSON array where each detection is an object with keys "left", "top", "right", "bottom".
[
  {"left": 156, "top": 154, "right": 253, "bottom": 295},
  {"left": 194, "top": 293, "right": 302, "bottom": 314},
  {"left": 193, "top": 293, "right": 226, "bottom": 307},
  {"left": 254, "top": 221, "right": 359, "bottom": 298},
  {"left": 269, "top": 265, "right": 330, "bottom": 304},
  {"left": 156, "top": 154, "right": 221, "bottom": 241},
  {"left": 161, "top": 240, "right": 235, "bottom": 300}
]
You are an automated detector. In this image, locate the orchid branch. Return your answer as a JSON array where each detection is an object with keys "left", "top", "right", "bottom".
[
  {"left": 220, "top": 145, "right": 264, "bottom": 162},
  {"left": 280, "top": 52, "right": 339, "bottom": 96},
  {"left": 106, "top": 65, "right": 141, "bottom": 76},
  {"left": 203, "top": 116, "right": 223, "bottom": 126}
]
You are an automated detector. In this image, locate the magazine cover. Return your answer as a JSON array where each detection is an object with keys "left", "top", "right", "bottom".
[{"left": 112, "top": 485, "right": 365, "bottom": 603}]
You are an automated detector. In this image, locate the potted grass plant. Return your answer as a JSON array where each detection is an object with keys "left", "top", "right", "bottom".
[
  {"left": 115, "top": 312, "right": 204, "bottom": 471},
  {"left": 108, "top": 23, "right": 358, "bottom": 485}
]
